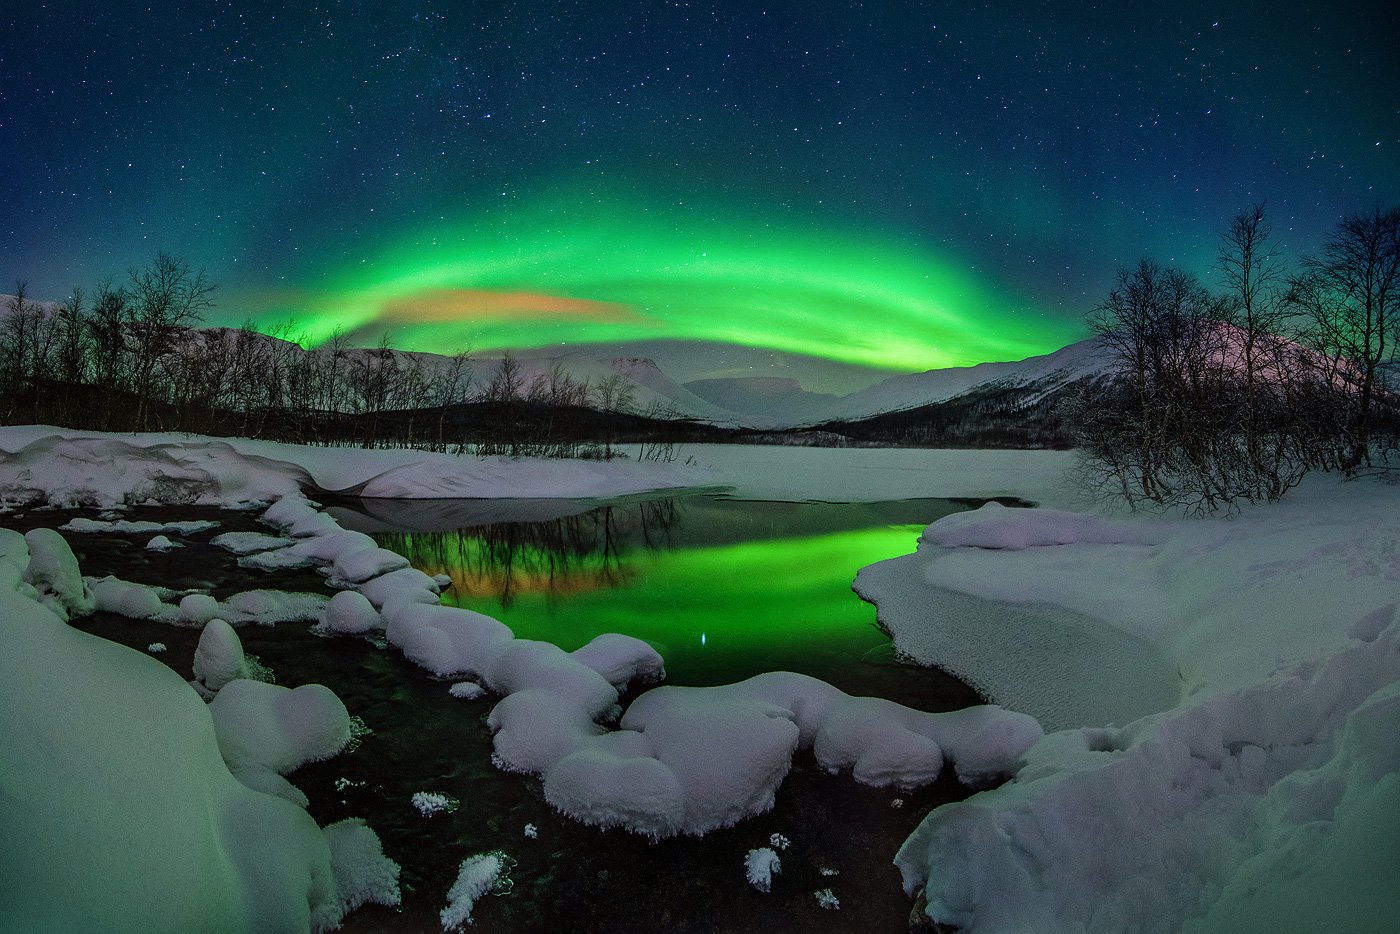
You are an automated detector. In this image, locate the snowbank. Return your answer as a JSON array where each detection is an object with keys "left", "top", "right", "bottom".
[
  {"left": 0, "top": 426, "right": 706, "bottom": 506},
  {"left": 0, "top": 535, "right": 396, "bottom": 932},
  {"left": 856, "top": 478, "right": 1400, "bottom": 931}
]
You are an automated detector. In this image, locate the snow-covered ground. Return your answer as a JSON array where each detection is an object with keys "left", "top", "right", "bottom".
[
  {"left": 856, "top": 476, "right": 1400, "bottom": 932},
  {"left": 2, "top": 426, "right": 1395, "bottom": 931}
]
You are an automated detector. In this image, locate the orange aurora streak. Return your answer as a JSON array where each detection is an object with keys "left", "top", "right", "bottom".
[{"left": 378, "top": 287, "right": 645, "bottom": 325}]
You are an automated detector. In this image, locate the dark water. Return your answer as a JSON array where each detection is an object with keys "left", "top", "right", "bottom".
[{"left": 13, "top": 495, "right": 1004, "bottom": 933}]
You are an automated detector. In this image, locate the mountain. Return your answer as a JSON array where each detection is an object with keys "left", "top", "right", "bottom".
[
  {"left": 818, "top": 337, "right": 1114, "bottom": 424},
  {"left": 683, "top": 376, "right": 843, "bottom": 424}
]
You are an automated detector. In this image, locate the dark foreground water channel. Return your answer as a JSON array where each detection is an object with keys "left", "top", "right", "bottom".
[{"left": 17, "top": 493, "right": 1007, "bottom": 933}]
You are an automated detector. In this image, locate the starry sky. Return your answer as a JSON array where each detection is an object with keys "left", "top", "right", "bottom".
[{"left": 2, "top": 1, "right": 1397, "bottom": 390}]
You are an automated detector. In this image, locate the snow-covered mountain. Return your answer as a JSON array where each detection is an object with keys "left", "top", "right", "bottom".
[
  {"left": 683, "top": 376, "right": 843, "bottom": 424},
  {"left": 818, "top": 337, "right": 1114, "bottom": 424}
]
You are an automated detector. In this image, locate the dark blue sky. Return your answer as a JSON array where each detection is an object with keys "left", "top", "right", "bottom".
[{"left": 2, "top": 1, "right": 1396, "bottom": 380}]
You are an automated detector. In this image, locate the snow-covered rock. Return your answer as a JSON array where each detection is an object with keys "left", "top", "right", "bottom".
[
  {"left": 22, "top": 528, "right": 94, "bottom": 620},
  {"left": 193, "top": 619, "right": 249, "bottom": 692},
  {"left": 320, "top": 590, "right": 382, "bottom": 635},
  {"left": 208, "top": 679, "right": 352, "bottom": 805}
]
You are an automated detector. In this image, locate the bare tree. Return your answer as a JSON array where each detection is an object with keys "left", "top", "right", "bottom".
[
  {"left": 126, "top": 253, "right": 215, "bottom": 430},
  {"left": 1290, "top": 205, "right": 1400, "bottom": 472}
]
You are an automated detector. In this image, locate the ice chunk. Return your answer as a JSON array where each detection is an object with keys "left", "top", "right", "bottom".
[
  {"left": 814, "top": 888, "right": 840, "bottom": 910},
  {"left": 193, "top": 619, "right": 249, "bottom": 692},
  {"left": 450, "top": 681, "right": 487, "bottom": 700},
  {"left": 745, "top": 847, "right": 781, "bottom": 893},
  {"left": 147, "top": 642, "right": 167, "bottom": 654}
]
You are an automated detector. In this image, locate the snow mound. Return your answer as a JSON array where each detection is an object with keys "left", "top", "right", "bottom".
[
  {"left": 898, "top": 605, "right": 1400, "bottom": 933},
  {"left": 533, "top": 672, "right": 1039, "bottom": 840},
  {"left": 61, "top": 517, "right": 218, "bottom": 536},
  {"left": 22, "top": 528, "right": 94, "bottom": 620},
  {"left": 89, "top": 573, "right": 165, "bottom": 619},
  {"left": 146, "top": 534, "right": 181, "bottom": 551},
  {"left": 0, "top": 542, "right": 391, "bottom": 932},
  {"left": 209, "top": 679, "right": 352, "bottom": 805},
  {"left": 211, "top": 531, "right": 295, "bottom": 555},
  {"left": 332, "top": 546, "right": 410, "bottom": 584},
  {"left": 0, "top": 435, "right": 305, "bottom": 506},
  {"left": 440, "top": 850, "right": 514, "bottom": 931},
  {"left": 921, "top": 501, "right": 1155, "bottom": 550},
  {"left": 193, "top": 618, "right": 249, "bottom": 692},
  {"left": 745, "top": 847, "right": 781, "bottom": 893},
  {"left": 320, "top": 590, "right": 382, "bottom": 635}
]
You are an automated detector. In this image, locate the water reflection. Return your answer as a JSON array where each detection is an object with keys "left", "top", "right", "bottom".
[
  {"left": 369, "top": 498, "right": 681, "bottom": 609},
  {"left": 329, "top": 494, "right": 1008, "bottom": 697}
]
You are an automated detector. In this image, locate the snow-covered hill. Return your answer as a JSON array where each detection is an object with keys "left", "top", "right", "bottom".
[{"left": 818, "top": 337, "right": 1114, "bottom": 424}]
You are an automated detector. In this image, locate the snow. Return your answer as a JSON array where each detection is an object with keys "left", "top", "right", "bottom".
[
  {"left": 6, "top": 425, "right": 1395, "bottom": 929},
  {"left": 856, "top": 476, "right": 1400, "bottom": 931},
  {"left": 211, "top": 530, "right": 295, "bottom": 554},
  {"left": 22, "top": 528, "right": 94, "bottom": 620},
  {"left": 193, "top": 618, "right": 250, "bottom": 692},
  {"left": 323, "top": 818, "right": 403, "bottom": 918},
  {"left": 449, "top": 681, "right": 488, "bottom": 700},
  {"left": 814, "top": 888, "right": 840, "bottom": 910},
  {"left": 411, "top": 791, "right": 460, "bottom": 817},
  {"left": 745, "top": 847, "right": 781, "bottom": 892},
  {"left": 147, "top": 641, "right": 167, "bottom": 653},
  {"left": 61, "top": 517, "right": 219, "bottom": 535},
  {"left": 208, "top": 679, "right": 352, "bottom": 806},
  {"left": 0, "top": 427, "right": 705, "bottom": 506},
  {"left": 0, "top": 537, "right": 395, "bottom": 931},
  {"left": 145, "top": 534, "right": 181, "bottom": 550},
  {"left": 681, "top": 443, "right": 1075, "bottom": 506},
  {"left": 320, "top": 589, "right": 382, "bottom": 635},
  {"left": 234, "top": 490, "right": 1038, "bottom": 841},
  {"left": 440, "top": 851, "right": 514, "bottom": 931}
]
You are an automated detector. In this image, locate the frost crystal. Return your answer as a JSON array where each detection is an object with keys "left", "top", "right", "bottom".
[{"left": 745, "top": 847, "right": 781, "bottom": 893}]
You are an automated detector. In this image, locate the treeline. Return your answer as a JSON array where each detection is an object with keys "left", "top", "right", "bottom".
[
  {"left": 0, "top": 253, "right": 690, "bottom": 458},
  {"left": 1067, "top": 204, "right": 1400, "bottom": 513}
]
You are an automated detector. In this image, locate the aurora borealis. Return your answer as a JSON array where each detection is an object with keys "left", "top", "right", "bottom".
[{"left": 4, "top": 1, "right": 1398, "bottom": 386}]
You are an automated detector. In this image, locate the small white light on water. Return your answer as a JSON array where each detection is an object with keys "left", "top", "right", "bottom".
[{"left": 700, "top": 632, "right": 707, "bottom": 646}]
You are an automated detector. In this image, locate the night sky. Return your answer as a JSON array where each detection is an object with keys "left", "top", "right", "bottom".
[{"left": 3, "top": 1, "right": 1397, "bottom": 389}]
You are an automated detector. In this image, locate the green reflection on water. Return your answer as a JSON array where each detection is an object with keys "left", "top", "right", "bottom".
[{"left": 372, "top": 498, "right": 941, "bottom": 689}]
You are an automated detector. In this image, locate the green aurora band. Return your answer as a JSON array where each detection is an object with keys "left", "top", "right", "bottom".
[{"left": 262, "top": 195, "right": 1082, "bottom": 372}]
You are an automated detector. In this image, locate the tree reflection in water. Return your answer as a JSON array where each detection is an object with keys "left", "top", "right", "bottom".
[{"left": 373, "top": 498, "right": 680, "bottom": 609}]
